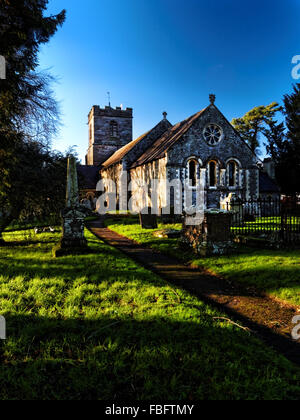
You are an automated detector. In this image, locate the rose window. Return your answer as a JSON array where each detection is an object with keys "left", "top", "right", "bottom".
[{"left": 203, "top": 124, "right": 223, "bottom": 146}]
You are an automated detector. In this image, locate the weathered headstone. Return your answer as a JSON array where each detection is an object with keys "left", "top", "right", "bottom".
[
  {"left": 161, "top": 206, "right": 182, "bottom": 224},
  {"left": 181, "top": 209, "right": 234, "bottom": 256},
  {"left": 54, "top": 157, "right": 88, "bottom": 257},
  {"left": 139, "top": 208, "right": 158, "bottom": 229}
]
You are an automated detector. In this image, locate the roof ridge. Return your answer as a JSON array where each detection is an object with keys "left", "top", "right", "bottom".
[
  {"left": 102, "top": 118, "right": 172, "bottom": 168},
  {"left": 131, "top": 107, "right": 208, "bottom": 168}
]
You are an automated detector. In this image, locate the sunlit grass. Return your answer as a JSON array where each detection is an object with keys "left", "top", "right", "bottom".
[
  {"left": 0, "top": 228, "right": 299, "bottom": 400},
  {"left": 192, "top": 249, "right": 300, "bottom": 306},
  {"left": 104, "top": 216, "right": 182, "bottom": 256},
  {"left": 231, "top": 216, "right": 300, "bottom": 233},
  {"left": 105, "top": 218, "right": 300, "bottom": 307}
]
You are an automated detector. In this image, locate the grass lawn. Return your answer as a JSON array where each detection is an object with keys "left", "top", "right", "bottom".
[
  {"left": 0, "top": 228, "right": 300, "bottom": 400},
  {"left": 105, "top": 216, "right": 300, "bottom": 307}
]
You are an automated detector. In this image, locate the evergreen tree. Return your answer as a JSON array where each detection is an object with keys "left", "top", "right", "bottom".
[
  {"left": 232, "top": 102, "right": 282, "bottom": 154},
  {"left": 264, "top": 121, "right": 289, "bottom": 193},
  {"left": 264, "top": 84, "right": 300, "bottom": 196},
  {"left": 0, "top": 140, "right": 70, "bottom": 243},
  {"left": 0, "top": 0, "right": 65, "bottom": 130},
  {"left": 0, "top": 1, "right": 66, "bottom": 242},
  {"left": 283, "top": 84, "right": 300, "bottom": 155}
]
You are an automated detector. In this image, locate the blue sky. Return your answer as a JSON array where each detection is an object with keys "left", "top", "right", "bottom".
[{"left": 39, "top": 0, "right": 300, "bottom": 162}]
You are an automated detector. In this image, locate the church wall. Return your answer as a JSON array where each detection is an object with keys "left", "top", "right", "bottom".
[
  {"left": 100, "top": 118, "right": 172, "bottom": 211},
  {"left": 101, "top": 157, "right": 168, "bottom": 212},
  {"left": 86, "top": 106, "right": 133, "bottom": 166},
  {"left": 93, "top": 116, "right": 132, "bottom": 147},
  {"left": 166, "top": 106, "right": 259, "bottom": 208},
  {"left": 95, "top": 103, "right": 263, "bottom": 213},
  {"left": 248, "top": 168, "right": 260, "bottom": 199},
  {"left": 101, "top": 162, "right": 124, "bottom": 208},
  {"left": 129, "top": 158, "right": 167, "bottom": 212},
  {"left": 87, "top": 144, "right": 119, "bottom": 167},
  {"left": 167, "top": 106, "right": 256, "bottom": 168}
]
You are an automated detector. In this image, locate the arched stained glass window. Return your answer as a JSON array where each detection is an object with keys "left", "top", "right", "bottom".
[
  {"left": 227, "top": 161, "right": 238, "bottom": 187},
  {"left": 228, "top": 162, "right": 236, "bottom": 186},
  {"left": 209, "top": 161, "right": 217, "bottom": 187},
  {"left": 188, "top": 160, "right": 197, "bottom": 187}
]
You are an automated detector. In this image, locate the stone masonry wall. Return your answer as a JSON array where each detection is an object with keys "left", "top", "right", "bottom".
[
  {"left": 86, "top": 106, "right": 133, "bottom": 166},
  {"left": 130, "top": 158, "right": 167, "bottom": 212},
  {"left": 101, "top": 162, "right": 124, "bottom": 208},
  {"left": 100, "top": 118, "right": 172, "bottom": 210},
  {"left": 97, "top": 103, "right": 260, "bottom": 213},
  {"left": 167, "top": 105, "right": 259, "bottom": 208}
]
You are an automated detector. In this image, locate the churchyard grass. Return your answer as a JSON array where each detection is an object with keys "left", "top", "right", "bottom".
[
  {"left": 105, "top": 217, "right": 300, "bottom": 307},
  {"left": 0, "top": 227, "right": 299, "bottom": 399}
]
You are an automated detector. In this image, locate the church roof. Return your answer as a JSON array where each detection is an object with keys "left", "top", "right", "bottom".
[
  {"left": 100, "top": 100, "right": 257, "bottom": 172},
  {"left": 102, "top": 118, "right": 172, "bottom": 168},
  {"left": 101, "top": 130, "right": 152, "bottom": 168},
  {"left": 130, "top": 107, "right": 208, "bottom": 168}
]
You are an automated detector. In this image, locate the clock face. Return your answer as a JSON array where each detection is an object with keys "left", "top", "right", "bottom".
[{"left": 203, "top": 124, "right": 223, "bottom": 146}]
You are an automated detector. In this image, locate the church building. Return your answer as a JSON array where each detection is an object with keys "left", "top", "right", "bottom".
[{"left": 79, "top": 95, "right": 279, "bottom": 212}]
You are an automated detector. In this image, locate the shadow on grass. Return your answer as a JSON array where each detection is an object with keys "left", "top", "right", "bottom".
[
  {"left": 0, "top": 241, "right": 159, "bottom": 286},
  {"left": 0, "top": 258, "right": 156, "bottom": 284},
  {"left": 87, "top": 224, "right": 300, "bottom": 307},
  {"left": 192, "top": 247, "right": 300, "bottom": 292},
  {"left": 1, "top": 227, "right": 300, "bottom": 400},
  {"left": 102, "top": 221, "right": 300, "bottom": 300},
  {"left": 1, "top": 313, "right": 300, "bottom": 400},
  {"left": 0, "top": 240, "right": 58, "bottom": 247}
]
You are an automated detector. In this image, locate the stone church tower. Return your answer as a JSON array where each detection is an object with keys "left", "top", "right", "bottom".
[{"left": 85, "top": 105, "right": 133, "bottom": 166}]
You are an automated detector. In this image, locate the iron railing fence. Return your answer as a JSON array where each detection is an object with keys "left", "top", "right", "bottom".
[{"left": 227, "top": 198, "right": 300, "bottom": 243}]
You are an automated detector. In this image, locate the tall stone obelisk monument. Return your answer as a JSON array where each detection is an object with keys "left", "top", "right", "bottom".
[{"left": 54, "top": 157, "right": 88, "bottom": 257}]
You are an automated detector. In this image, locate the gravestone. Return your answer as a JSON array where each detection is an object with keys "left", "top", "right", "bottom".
[
  {"left": 181, "top": 209, "right": 234, "bottom": 256},
  {"left": 139, "top": 208, "right": 158, "bottom": 229},
  {"left": 54, "top": 157, "right": 88, "bottom": 257},
  {"left": 161, "top": 206, "right": 182, "bottom": 224}
]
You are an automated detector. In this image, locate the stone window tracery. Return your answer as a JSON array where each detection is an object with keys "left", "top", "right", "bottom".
[{"left": 203, "top": 124, "right": 223, "bottom": 146}]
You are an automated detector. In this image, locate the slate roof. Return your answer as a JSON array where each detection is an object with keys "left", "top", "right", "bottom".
[
  {"left": 77, "top": 165, "right": 100, "bottom": 190},
  {"left": 130, "top": 108, "right": 207, "bottom": 168},
  {"left": 102, "top": 119, "right": 172, "bottom": 169},
  {"left": 101, "top": 104, "right": 257, "bottom": 171},
  {"left": 259, "top": 171, "right": 280, "bottom": 193},
  {"left": 101, "top": 130, "right": 152, "bottom": 168}
]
